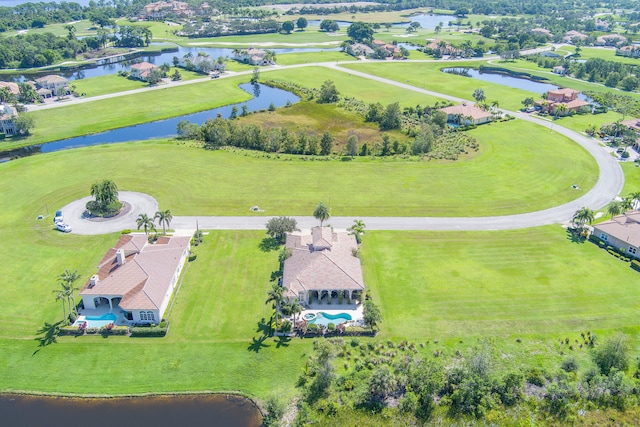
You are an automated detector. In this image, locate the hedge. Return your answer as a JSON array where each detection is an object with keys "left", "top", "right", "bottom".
[
  {"left": 632, "top": 260, "right": 640, "bottom": 272},
  {"left": 130, "top": 327, "right": 168, "bottom": 337}
]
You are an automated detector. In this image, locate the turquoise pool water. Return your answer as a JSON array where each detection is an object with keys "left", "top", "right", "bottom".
[
  {"left": 76, "top": 312, "right": 118, "bottom": 328},
  {"left": 308, "top": 312, "right": 352, "bottom": 327}
]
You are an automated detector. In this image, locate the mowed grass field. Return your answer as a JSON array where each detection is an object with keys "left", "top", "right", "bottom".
[
  {"left": 0, "top": 120, "right": 596, "bottom": 218},
  {"left": 364, "top": 227, "right": 640, "bottom": 340}
]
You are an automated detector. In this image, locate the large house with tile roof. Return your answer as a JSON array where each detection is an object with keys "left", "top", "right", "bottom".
[
  {"left": 0, "top": 103, "right": 17, "bottom": 136},
  {"left": 440, "top": 103, "right": 493, "bottom": 126},
  {"left": 130, "top": 62, "right": 159, "bottom": 81},
  {"left": 593, "top": 212, "right": 640, "bottom": 259},
  {"left": 34, "top": 75, "right": 70, "bottom": 97},
  {"left": 282, "top": 227, "right": 365, "bottom": 305},
  {"left": 80, "top": 234, "right": 190, "bottom": 324}
]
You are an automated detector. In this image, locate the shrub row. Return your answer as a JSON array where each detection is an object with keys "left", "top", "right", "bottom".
[
  {"left": 631, "top": 260, "right": 640, "bottom": 272},
  {"left": 130, "top": 327, "right": 168, "bottom": 337}
]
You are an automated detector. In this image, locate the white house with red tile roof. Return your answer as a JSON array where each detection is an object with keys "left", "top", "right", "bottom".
[
  {"left": 130, "top": 61, "right": 159, "bottom": 81},
  {"left": 80, "top": 234, "right": 190, "bottom": 324},
  {"left": 282, "top": 227, "right": 364, "bottom": 305},
  {"left": 440, "top": 103, "right": 493, "bottom": 126}
]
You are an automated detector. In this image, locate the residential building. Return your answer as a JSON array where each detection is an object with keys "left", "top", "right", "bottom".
[
  {"left": 536, "top": 88, "right": 590, "bottom": 115},
  {"left": 180, "top": 54, "right": 225, "bottom": 72},
  {"left": 80, "top": 234, "right": 191, "bottom": 324},
  {"left": 595, "top": 20, "right": 611, "bottom": 31},
  {"left": 34, "top": 75, "right": 70, "bottom": 97},
  {"left": 350, "top": 43, "right": 374, "bottom": 57},
  {"left": 563, "top": 30, "right": 587, "bottom": 43},
  {"left": 282, "top": 227, "right": 365, "bottom": 305},
  {"left": 595, "top": 34, "right": 626, "bottom": 47},
  {"left": 617, "top": 45, "right": 640, "bottom": 58},
  {"left": 0, "top": 81, "right": 20, "bottom": 97},
  {"left": 130, "top": 61, "right": 159, "bottom": 81},
  {"left": 531, "top": 28, "right": 552, "bottom": 37},
  {"left": 235, "top": 48, "right": 270, "bottom": 66},
  {"left": 0, "top": 103, "right": 17, "bottom": 136},
  {"left": 552, "top": 66, "right": 566, "bottom": 75},
  {"left": 425, "top": 39, "right": 460, "bottom": 56},
  {"left": 547, "top": 88, "right": 579, "bottom": 103},
  {"left": 440, "top": 103, "right": 493, "bottom": 126},
  {"left": 141, "top": 1, "right": 191, "bottom": 20},
  {"left": 593, "top": 212, "right": 640, "bottom": 259}
]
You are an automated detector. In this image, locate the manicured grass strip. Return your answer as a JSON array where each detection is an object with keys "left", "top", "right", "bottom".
[
  {"left": 0, "top": 120, "right": 597, "bottom": 218},
  {"left": 364, "top": 227, "right": 640, "bottom": 339},
  {"left": 622, "top": 161, "right": 640, "bottom": 195}
]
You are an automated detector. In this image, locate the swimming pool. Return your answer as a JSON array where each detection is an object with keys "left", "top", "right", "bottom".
[
  {"left": 307, "top": 312, "right": 352, "bottom": 327},
  {"left": 74, "top": 312, "right": 118, "bottom": 328}
]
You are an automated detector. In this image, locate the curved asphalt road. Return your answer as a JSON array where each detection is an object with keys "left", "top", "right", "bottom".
[{"left": 59, "top": 59, "right": 624, "bottom": 234}]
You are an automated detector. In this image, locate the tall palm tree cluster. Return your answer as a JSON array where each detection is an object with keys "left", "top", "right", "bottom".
[
  {"left": 606, "top": 192, "right": 640, "bottom": 218},
  {"left": 136, "top": 209, "right": 173, "bottom": 236},
  {"left": 265, "top": 283, "right": 302, "bottom": 334},
  {"left": 53, "top": 269, "right": 80, "bottom": 324}
]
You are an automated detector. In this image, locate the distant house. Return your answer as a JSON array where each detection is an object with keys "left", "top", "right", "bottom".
[
  {"left": 235, "top": 48, "right": 270, "bottom": 66},
  {"left": 350, "top": 43, "right": 374, "bottom": 57},
  {"left": 563, "top": 30, "right": 587, "bottom": 43},
  {"left": 34, "top": 75, "right": 70, "bottom": 97},
  {"left": 282, "top": 227, "right": 365, "bottom": 305},
  {"left": 130, "top": 61, "right": 159, "bottom": 81},
  {"left": 620, "top": 118, "right": 640, "bottom": 149},
  {"left": 592, "top": 212, "right": 640, "bottom": 259},
  {"left": 547, "top": 88, "right": 579, "bottom": 103},
  {"left": 440, "top": 103, "right": 493, "bottom": 126},
  {"left": 0, "top": 81, "right": 20, "bottom": 97},
  {"left": 595, "top": 34, "right": 626, "bottom": 47},
  {"left": 180, "top": 54, "right": 225, "bottom": 73},
  {"left": 595, "top": 19, "right": 611, "bottom": 31},
  {"left": 617, "top": 45, "right": 640, "bottom": 58},
  {"left": 425, "top": 39, "right": 460, "bottom": 56},
  {"left": 0, "top": 103, "right": 17, "bottom": 136},
  {"left": 141, "top": 1, "right": 191, "bottom": 20},
  {"left": 531, "top": 28, "right": 552, "bottom": 37},
  {"left": 552, "top": 66, "right": 566, "bottom": 75},
  {"left": 80, "top": 234, "right": 191, "bottom": 324}
]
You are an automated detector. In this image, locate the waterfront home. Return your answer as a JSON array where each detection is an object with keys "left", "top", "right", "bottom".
[
  {"left": 235, "top": 48, "right": 270, "bottom": 66},
  {"left": 440, "top": 103, "right": 493, "bottom": 126},
  {"left": 282, "top": 227, "right": 365, "bottom": 306},
  {"left": 34, "top": 75, "right": 70, "bottom": 97},
  {"left": 0, "top": 103, "right": 17, "bottom": 136},
  {"left": 80, "top": 234, "right": 190, "bottom": 324},
  {"left": 130, "top": 62, "right": 159, "bottom": 81}
]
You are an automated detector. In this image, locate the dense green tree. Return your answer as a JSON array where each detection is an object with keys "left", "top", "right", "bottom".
[
  {"left": 619, "top": 75, "right": 639, "bottom": 92},
  {"left": 380, "top": 102, "right": 402, "bottom": 130},
  {"left": 320, "top": 131, "right": 333, "bottom": 155},
  {"left": 347, "top": 21, "right": 374, "bottom": 43},
  {"left": 15, "top": 114, "right": 35, "bottom": 135},
  {"left": 594, "top": 334, "right": 630, "bottom": 375},
  {"left": 281, "top": 20, "right": 294, "bottom": 34},
  {"left": 364, "top": 299, "right": 382, "bottom": 328},
  {"left": 346, "top": 134, "right": 359, "bottom": 156},
  {"left": 266, "top": 216, "right": 298, "bottom": 244},
  {"left": 318, "top": 80, "right": 339, "bottom": 103},
  {"left": 319, "top": 20, "right": 339, "bottom": 32},
  {"left": 296, "top": 17, "right": 308, "bottom": 31}
]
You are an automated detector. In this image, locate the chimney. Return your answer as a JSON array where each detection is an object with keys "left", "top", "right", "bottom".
[
  {"left": 89, "top": 275, "right": 99, "bottom": 288},
  {"left": 116, "top": 248, "right": 125, "bottom": 266}
]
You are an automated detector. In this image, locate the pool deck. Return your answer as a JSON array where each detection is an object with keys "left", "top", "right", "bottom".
[
  {"left": 298, "top": 303, "right": 364, "bottom": 325},
  {"left": 74, "top": 306, "right": 129, "bottom": 327}
]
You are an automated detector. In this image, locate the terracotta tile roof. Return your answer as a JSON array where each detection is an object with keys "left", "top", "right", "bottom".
[
  {"left": 621, "top": 118, "right": 640, "bottom": 131},
  {"left": 594, "top": 212, "right": 640, "bottom": 247},
  {"left": 564, "top": 99, "right": 590, "bottom": 109},
  {"left": 440, "top": 104, "right": 492, "bottom": 120},
  {"left": 81, "top": 235, "right": 190, "bottom": 312},
  {"left": 548, "top": 88, "right": 579, "bottom": 97},
  {"left": 282, "top": 227, "right": 364, "bottom": 298}
]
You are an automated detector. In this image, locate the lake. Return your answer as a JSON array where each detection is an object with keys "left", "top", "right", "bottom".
[
  {"left": 0, "top": 394, "right": 261, "bottom": 427},
  {"left": 441, "top": 67, "right": 591, "bottom": 101},
  {"left": 0, "top": 82, "right": 299, "bottom": 160},
  {"left": 0, "top": 44, "right": 341, "bottom": 82}
]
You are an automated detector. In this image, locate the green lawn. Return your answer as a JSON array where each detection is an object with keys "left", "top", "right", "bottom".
[
  {"left": 340, "top": 61, "right": 543, "bottom": 111},
  {"left": 561, "top": 45, "right": 640, "bottom": 66},
  {"left": 5, "top": 75, "right": 253, "bottom": 149},
  {"left": 622, "top": 161, "right": 640, "bottom": 194},
  {"left": 71, "top": 68, "right": 205, "bottom": 97},
  {"left": 0, "top": 120, "right": 597, "bottom": 218},
  {"left": 365, "top": 227, "right": 640, "bottom": 340},
  {"left": 275, "top": 51, "right": 356, "bottom": 66}
]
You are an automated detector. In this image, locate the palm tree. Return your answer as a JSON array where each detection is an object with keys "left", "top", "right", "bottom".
[
  {"left": 555, "top": 103, "right": 568, "bottom": 119},
  {"left": 572, "top": 207, "right": 595, "bottom": 229},
  {"left": 620, "top": 197, "right": 634, "bottom": 211},
  {"left": 313, "top": 202, "right": 331, "bottom": 227},
  {"left": 607, "top": 201, "right": 622, "bottom": 218},
  {"left": 348, "top": 219, "right": 366, "bottom": 243},
  {"left": 154, "top": 209, "right": 173, "bottom": 235},
  {"left": 136, "top": 213, "right": 155, "bottom": 235},
  {"left": 101, "top": 180, "right": 119, "bottom": 205},
  {"left": 265, "top": 283, "right": 284, "bottom": 332},
  {"left": 288, "top": 298, "right": 303, "bottom": 326},
  {"left": 491, "top": 100, "right": 499, "bottom": 113},
  {"left": 472, "top": 88, "right": 486, "bottom": 105},
  {"left": 628, "top": 191, "right": 640, "bottom": 210},
  {"left": 58, "top": 269, "right": 80, "bottom": 317}
]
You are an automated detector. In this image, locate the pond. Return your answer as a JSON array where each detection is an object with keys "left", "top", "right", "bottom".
[
  {"left": 1, "top": 82, "right": 299, "bottom": 160},
  {"left": 441, "top": 67, "right": 591, "bottom": 101},
  {"left": 0, "top": 44, "right": 341, "bottom": 82},
  {"left": 0, "top": 394, "right": 261, "bottom": 427}
]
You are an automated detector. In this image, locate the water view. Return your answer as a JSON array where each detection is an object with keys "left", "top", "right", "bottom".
[
  {"left": 442, "top": 67, "right": 591, "bottom": 101},
  {"left": 0, "top": 44, "right": 341, "bottom": 82},
  {"left": 0, "top": 394, "right": 261, "bottom": 427},
  {"left": 1, "top": 82, "right": 299, "bottom": 160}
]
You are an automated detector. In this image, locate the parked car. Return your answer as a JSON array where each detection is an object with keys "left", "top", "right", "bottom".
[
  {"left": 53, "top": 210, "right": 63, "bottom": 223},
  {"left": 56, "top": 222, "right": 72, "bottom": 233}
]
